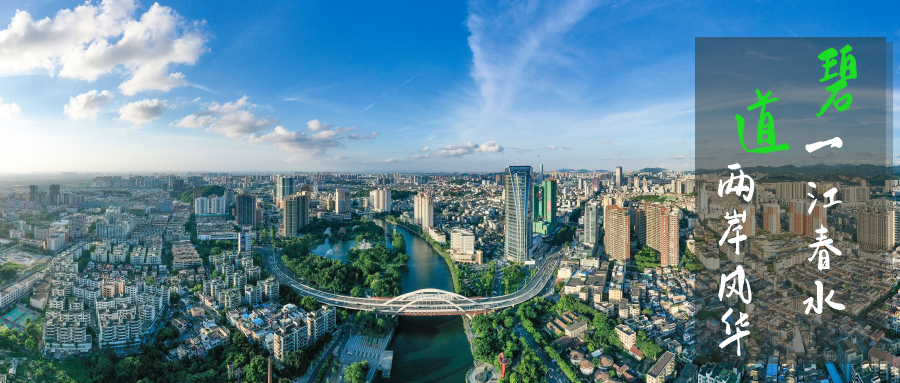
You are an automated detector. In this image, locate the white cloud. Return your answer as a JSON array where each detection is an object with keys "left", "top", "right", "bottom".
[
  {"left": 0, "top": 98, "right": 21, "bottom": 119},
  {"left": 348, "top": 132, "right": 379, "bottom": 140},
  {"left": 119, "top": 99, "right": 167, "bottom": 124},
  {"left": 466, "top": 0, "right": 600, "bottom": 118},
  {"left": 173, "top": 96, "right": 272, "bottom": 138},
  {"left": 63, "top": 90, "right": 114, "bottom": 120},
  {"left": 249, "top": 119, "right": 378, "bottom": 156},
  {"left": 545, "top": 145, "right": 570, "bottom": 150},
  {"left": 419, "top": 146, "right": 430, "bottom": 152},
  {"left": 431, "top": 140, "right": 505, "bottom": 158},
  {"left": 249, "top": 126, "right": 338, "bottom": 154},
  {"left": 0, "top": 0, "right": 208, "bottom": 95},
  {"left": 596, "top": 140, "right": 612, "bottom": 144}
]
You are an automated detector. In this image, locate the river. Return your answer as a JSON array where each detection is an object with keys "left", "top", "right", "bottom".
[{"left": 312, "top": 219, "right": 474, "bottom": 382}]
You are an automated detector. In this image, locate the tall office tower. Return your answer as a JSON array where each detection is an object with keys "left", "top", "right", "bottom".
[
  {"left": 633, "top": 177, "right": 640, "bottom": 190},
  {"left": 639, "top": 204, "right": 680, "bottom": 267},
  {"left": 48, "top": 184, "right": 60, "bottom": 205},
  {"left": 762, "top": 204, "right": 781, "bottom": 234},
  {"left": 235, "top": 194, "right": 258, "bottom": 228},
  {"left": 275, "top": 176, "right": 295, "bottom": 205},
  {"left": 369, "top": 188, "right": 392, "bottom": 212},
  {"left": 224, "top": 188, "right": 235, "bottom": 207},
  {"left": 414, "top": 192, "right": 434, "bottom": 229},
  {"left": 334, "top": 188, "right": 350, "bottom": 214},
  {"left": 604, "top": 204, "right": 631, "bottom": 262},
  {"left": 532, "top": 184, "right": 543, "bottom": 220},
  {"left": 858, "top": 209, "right": 897, "bottom": 252},
  {"left": 583, "top": 201, "right": 599, "bottom": 247},
  {"left": 192, "top": 187, "right": 203, "bottom": 202},
  {"left": 615, "top": 167, "right": 623, "bottom": 187},
  {"left": 29, "top": 185, "right": 37, "bottom": 202},
  {"left": 542, "top": 179, "right": 558, "bottom": 229},
  {"left": 238, "top": 231, "right": 253, "bottom": 253},
  {"left": 283, "top": 193, "right": 310, "bottom": 238},
  {"left": 194, "top": 197, "right": 210, "bottom": 215},
  {"left": 504, "top": 166, "right": 533, "bottom": 262}
]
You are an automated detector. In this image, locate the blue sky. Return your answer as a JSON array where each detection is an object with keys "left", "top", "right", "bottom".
[{"left": 0, "top": 0, "right": 897, "bottom": 173}]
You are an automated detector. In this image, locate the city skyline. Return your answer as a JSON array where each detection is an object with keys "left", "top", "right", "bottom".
[{"left": 3, "top": 0, "right": 899, "bottom": 173}]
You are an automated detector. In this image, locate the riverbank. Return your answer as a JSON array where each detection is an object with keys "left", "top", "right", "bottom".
[{"left": 380, "top": 217, "right": 464, "bottom": 294}]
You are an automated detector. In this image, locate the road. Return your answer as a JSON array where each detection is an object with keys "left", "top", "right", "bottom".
[
  {"left": 514, "top": 323, "right": 570, "bottom": 383},
  {"left": 260, "top": 244, "right": 562, "bottom": 315}
]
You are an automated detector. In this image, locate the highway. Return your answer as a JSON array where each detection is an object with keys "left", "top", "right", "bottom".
[{"left": 260, "top": 245, "right": 561, "bottom": 316}]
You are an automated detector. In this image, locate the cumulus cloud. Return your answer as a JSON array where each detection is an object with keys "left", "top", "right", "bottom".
[
  {"left": 248, "top": 126, "right": 335, "bottom": 154},
  {"left": 429, "top": 140, "right": 505, "bottom": 158},
  {"left": 596, "top": 140, "right": 613, "bottom": 144},
  {"left": 63, "top": 90, "right": 114, "bottom": 120},
  {"left": 119, "top": 99, "right": 167, "bottom": 124},
  {"left": 0, "top": 0, "right": 208, "bottom": 95},
  {"left": 545, "top": 145, "right": 570, "bottom": 150},
  {"left": 419, "top": 146, "right": 430, "bottom": 152},
  {"left": 249, "top": 119, "right": 368, "bottom": 155},
  {"left": 172, "top": 96, "right": 272, "bottom": 138},
  {"left": 0, "top": 98, "right": 21, "bottom": 119}
]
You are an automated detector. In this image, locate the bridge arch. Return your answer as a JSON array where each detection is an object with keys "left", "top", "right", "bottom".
[{"left": 383, "top": 288, "right": 478, "bottom": 306}]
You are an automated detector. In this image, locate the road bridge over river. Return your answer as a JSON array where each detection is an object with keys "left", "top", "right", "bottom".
[{"left": 261, "top": 247, "right": 560, "bottom": 316}]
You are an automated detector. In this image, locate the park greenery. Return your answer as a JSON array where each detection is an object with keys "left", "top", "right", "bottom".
[
  {"left": 280, "top": 220, "right": 409, "bottom": 297},
  {"left": 501, "top": 265, "right": 527, "bottom": 295},
  {"left": 354, "top": 311, "right": 397, "bottom": 338},
  {"left": 343, "top": 361, "right": 369, "bottom": 383},
  {"left": 634, "top": 247, "right": 661, "bottom": 271},
  {"left": 549, "top": 225, "right": 574, "bottom": 246},
  {"left": 470, "top": 303, "right": 549, "bottom": 382},
  {"left": 460, "top": 261, "right": 495, "bottom": 297},
  {"left": 682, "top": 248, "right": 705, "bottom": 272},
  {"left": 0, "top": 262, "right": 25, "bottom": 285},
  {"left": 177, "top": 185, "right": 226, "bottom": 204}
]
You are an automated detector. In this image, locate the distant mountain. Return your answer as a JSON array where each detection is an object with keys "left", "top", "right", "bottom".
[
  {"left": 556, "top": 168, "right": 596, "bottom": 173},
  {"left": 640, "top": 167, "right": 667, "bottom": 173}
]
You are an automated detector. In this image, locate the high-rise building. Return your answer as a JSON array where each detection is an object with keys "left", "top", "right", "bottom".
[
  {"left": 224, "top": 188, "right": 235, "bottom": 208},
  {"left": 858, "top": 209, "right": 897, "bottom": 252},
  {"left": 29, "top": 185, "right": 38, "bottom": 203},
  {"left": 534, "top": 179, "right": 558, "bottom": 235},
  {"left": 639, "top": 204, "right": 680, "bottom": 267},
  {"left": 283, "top": 193, "right": 310, "bottom": 238},
  {"left": 192, "top": 187, "right": 203, "bottom": 203},
  {"left": 504, "top": 166, "right": 533, "bottom": 262},
  {"left": 789, "top": 199, "right": 825, "bottom": 238},
  {"left": 48, "top": 184, "right": 60, "bottom": 205},
  {"left": 209, "top": 196, "right": 227, "bottom": 215},
  {"left": 369, "top": 188, "right": 392, "bottom": 212},
  {"left": 762, "top": 204, "right": 781, "bottom": 234},
  {"left": 334, "top": 188, "right": 351, "bottom": 214},
  {"left": 583, "top": 201, "right": 599, "bottom": 247},
  {"left": 238, "top": 231, "right": 253, "bottom": 253},
  {"left": 414, "top": 192, "right": 434, "bottom": 229},
  {"left": 194, "top": 197, "right": 210, "bottom": 215},
  {"left": 604, "top": 205, "right": 631, "bottom": 261},
  {"left": 614, "top": 167, "right": 623, "bottom": 188},
  {"left": 235, "top": 194, "right": 258, "bottom": 228},
  {"left": 275, "top": 176, "right": 295, "bottom": 205}
]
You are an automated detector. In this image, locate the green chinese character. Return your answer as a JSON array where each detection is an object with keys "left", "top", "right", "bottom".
[
  {"left": 736, "top": 89, "right": 790, "bottom": 154},
  {"left": 816, "top": 44, "right": 856, "bottom": 116}
]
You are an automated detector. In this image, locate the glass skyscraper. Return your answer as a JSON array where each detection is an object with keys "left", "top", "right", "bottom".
[{"left": 504, "top": 166, "right": 533, "bottom": 262}]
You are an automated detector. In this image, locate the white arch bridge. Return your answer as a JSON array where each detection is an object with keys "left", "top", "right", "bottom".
[{"left": 261, "top": 248, "right": 560, "bottom": 316}]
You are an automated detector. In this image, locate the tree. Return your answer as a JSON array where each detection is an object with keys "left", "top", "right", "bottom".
[
  {"left": 24, "top": 338, "right": 35, "bottom": 352},
  {"left": 344, "top": 361, "right": 369, "bottom": 383}
]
